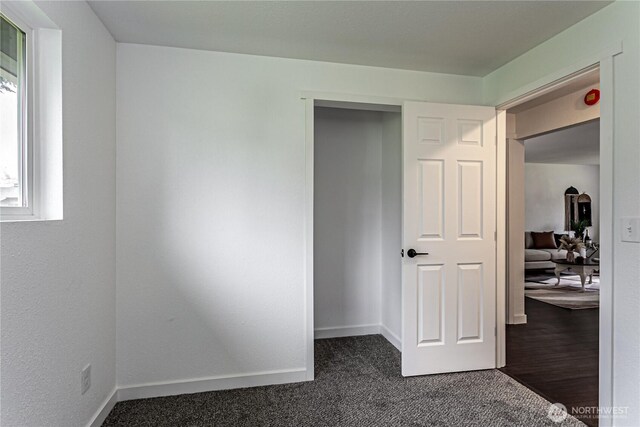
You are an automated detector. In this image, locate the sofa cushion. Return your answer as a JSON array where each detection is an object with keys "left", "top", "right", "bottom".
[
  {"left": 525, "top": 249, "right": 552, "bottom": 262},
  {"left": 531, "top": 231, "right": 557, "bottom": 249},
  {"left": 550, "top": 249, "right": 570, "bottom": 261},
  {"left": 525, "top": 260, "right": 556, "bottom": 270},
  {"left": 525, "top": 232, "right": 534, "bottom": 249}
]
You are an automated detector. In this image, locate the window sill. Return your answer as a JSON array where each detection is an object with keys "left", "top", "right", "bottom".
[{"left": 1, "top": 216, "right": 62, "bottom": 223}]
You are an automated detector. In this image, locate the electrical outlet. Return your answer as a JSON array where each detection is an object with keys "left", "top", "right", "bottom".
[
  {"left": 81, "top": 364, "right": 91, "bottom": 395},
  {"left": 621, "top": 217, "right": 640, "bottom": 243}
]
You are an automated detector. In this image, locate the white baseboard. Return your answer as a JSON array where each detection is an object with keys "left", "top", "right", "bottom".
[
  {"left": 87, "top": 387, "right": 118, "bottom": 427},
  {"left": 509, "top": 314, "right": 528, "bottom": 325},
  {"left": 315, "top": 324, "right": 402, "bottom": 351},
  {"left": 314, "top": 324, "right": 381, "bottom": 339},
  {"left": 380, "top": 325, "right": 402, "bottom": 351},
  {"left": 88, "top": 329, "right": 402, "bottom": 423},
  {"left": 117, "top": 368, "right": 308, "bottom": 402}
]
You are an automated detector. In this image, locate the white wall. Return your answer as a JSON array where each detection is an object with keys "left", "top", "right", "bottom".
[
  {"left": 0, "top": 1, "right": 116, "bottom": 426},
  {"left": 515, "top": 83, "right": 600, "bottom": 139},
  {"left": 313, "top": 107, "right": 401, "bottom": 342},
  {"left": 507, "top": 138, "right": 526, "bottom": 325},
  {"left": 314, "top": 107, "right": 383, "bottom": 333},
  {"left": 380, "top": 112, "right": 402, "bottom": 340},
  {"left": 484, "top": 1, "right": 640, "bottom": 423},
  {"left": 525, "top": 163, "right": 600, "bottom": 241},
  {"left": 116, "top": 43, "right": 482, "bottom": 390}
]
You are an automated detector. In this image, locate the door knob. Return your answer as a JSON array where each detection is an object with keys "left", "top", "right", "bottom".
[{"left": 407, "top": 249, "right": 429, "bottom": 258}]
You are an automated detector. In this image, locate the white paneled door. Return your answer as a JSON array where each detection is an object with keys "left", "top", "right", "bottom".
[{"left": 402, "top": 101, "right": 497, "bottom": 376}]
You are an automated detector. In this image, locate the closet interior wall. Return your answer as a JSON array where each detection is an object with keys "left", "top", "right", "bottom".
[{"left": 314, "top": 106, "right": 402, "bottom": 346}]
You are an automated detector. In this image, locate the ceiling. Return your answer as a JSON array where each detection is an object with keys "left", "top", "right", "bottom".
[
  {"left": 88, "top": 1, "right": 611, "bottom": 77},
  {"left": 525, "top": 119, "right": 600, "bottom": 165}
]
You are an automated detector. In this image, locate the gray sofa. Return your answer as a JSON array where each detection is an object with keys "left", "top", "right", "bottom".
[{"left": 524, "top": 231, "right": 570, "bottom": 270}]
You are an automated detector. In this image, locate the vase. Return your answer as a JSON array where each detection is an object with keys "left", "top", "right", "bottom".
[{"left": 566, "top": 251, "right": 576, "bottom": 263}]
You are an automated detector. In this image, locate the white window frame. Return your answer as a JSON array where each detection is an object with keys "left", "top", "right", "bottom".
[
  {"left": 0, "top": 1, "right": 62, "bottom": 222},
  {"left": 1, "top": 10, "right": 34, "bottom": 219}
]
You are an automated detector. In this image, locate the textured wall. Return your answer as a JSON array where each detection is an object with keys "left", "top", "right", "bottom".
[
  {"left": 314, "top": 108, "right": 384, "bottom": 332},
  {"left": 515, "top": 84, "right": 600, "bottom": 139},
  {"left": 116, "top": 43, "right": 482, "bottom": 387},
  {"left": 0, "top": 1, "right": 116, "bottom": 426},
  {"left": 313, "top": 108, "right": 402, "bottom": 337},
  {"left": 380, "top": 112, "right": 402, "bottom": 339}
]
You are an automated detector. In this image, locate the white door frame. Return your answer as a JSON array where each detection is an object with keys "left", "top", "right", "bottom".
[
  {"left": 495, "top": 42, "right": 622, "bottom": 426},
  {"left": 302, "top": 91, "right": 506, "bottom": 380},
  {"left": 302, "top": 91, "right": 405, "bottom": 381},
  {"left": 301, "top": 43, "right": 621, "bottom": 413}
]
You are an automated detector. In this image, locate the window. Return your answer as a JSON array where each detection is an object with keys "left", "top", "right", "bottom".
[
  {"left": 0, "top": 3, "right": 62, "bottom": 222},
  {"left": 0, "top": 14, "right": 28, "bottom": 211}
]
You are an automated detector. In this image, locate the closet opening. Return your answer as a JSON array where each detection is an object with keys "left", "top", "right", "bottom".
[{"left": 312, "top": 102, "right": 403, "bottom": 361}]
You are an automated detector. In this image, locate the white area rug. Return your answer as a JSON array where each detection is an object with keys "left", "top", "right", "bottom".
[{"left": 525, "top": 273, "right": 599, "bottom": 309}]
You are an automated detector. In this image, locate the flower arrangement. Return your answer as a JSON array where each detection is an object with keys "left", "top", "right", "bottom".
[{"left": 558, "top": 235, "right": 585, "bottom": 263}]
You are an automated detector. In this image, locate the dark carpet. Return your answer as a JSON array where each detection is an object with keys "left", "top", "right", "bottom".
[{"left": 103, "top": 335, "right": 584, "bottom": 426}]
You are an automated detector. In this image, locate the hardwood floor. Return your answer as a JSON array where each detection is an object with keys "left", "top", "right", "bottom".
[{"left": 500, "top": 297, "right": 599, "bottom": 427}]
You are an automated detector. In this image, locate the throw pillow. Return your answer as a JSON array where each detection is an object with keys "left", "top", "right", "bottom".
[
  {"left": 524, "top": 232, "right": 534, "bottom": 249},
  {"left": 531, "top": 231, "right": 557, "bottom": 249}
]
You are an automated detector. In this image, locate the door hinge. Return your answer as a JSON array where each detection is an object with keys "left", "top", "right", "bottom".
[
  {"left": 401, "top": 249, "right": 404, "bottom": 257},
  {"left": 494, "top": 326, "right": 497, "bottom": 336},
  {"left": 494, "top": 231, "right": 497, "bottom": 241}
]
